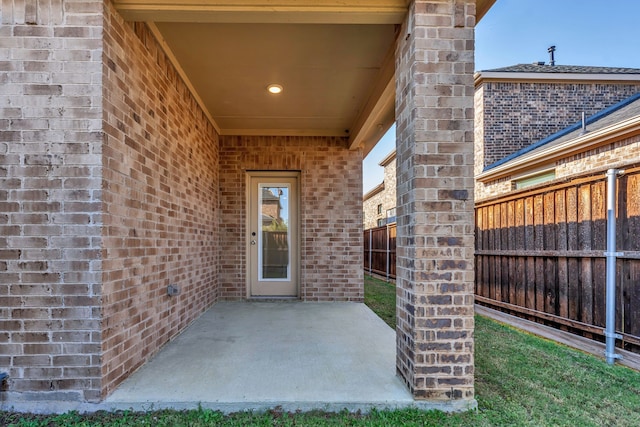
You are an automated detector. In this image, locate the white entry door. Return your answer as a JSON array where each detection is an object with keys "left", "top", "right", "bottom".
[{"left": 248, "top": 172, "right": 299, "bottom": 297}]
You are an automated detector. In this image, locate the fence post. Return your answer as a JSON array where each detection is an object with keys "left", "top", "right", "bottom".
[
  {"left": 386, "top": 223, "right": 390, "bottom": 282},
  {"left": 605, "top": 169, "right": 623, "bottom": 365},
  {"left": 368, "top": 228, "right": 373, "bottom": 276}
]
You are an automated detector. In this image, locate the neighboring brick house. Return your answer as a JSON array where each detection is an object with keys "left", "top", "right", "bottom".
[
  {"left": 474, "top": 64, "right": 640, "bottom": 200},
  {"left": 366, "top": 64, "right": 640, "bottom": 222},
  {"left": 363, "top": 150, "right": 396, "bottom": 229},
  {"left": 476, "top": 92, "right": 640, "bottom": 198},
  {"left": 0, "top": 0, "right": 493, "bottom": 410},
  {"left": 363, "top": 64, "right": 640, "bottom": 224},
  {"left": 473, "top": 68, "right": 640, "bottom": 360}
]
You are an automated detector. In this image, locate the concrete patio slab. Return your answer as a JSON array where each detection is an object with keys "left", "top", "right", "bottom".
[
  {"left": 2, "top": 301, "right": 477, "bottom": 414},
  {"left": 103, "top": 301, "right": 418, "bottom": 413}
]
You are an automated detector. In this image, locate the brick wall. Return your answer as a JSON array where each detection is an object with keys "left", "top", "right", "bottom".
[
  {"left": 477, "top": 81, "right": 640, "bottom": 169},
  {"left": 363, "top": 187, "right": 385, "bottom": 229},
  {"left": 476, "top": 134, "right": 640, "bottom": 201},
  {"left": 363, "top": 156, "right": 397, "bottom": 229},
  {"left": 101, "top": 5, "right": 219, "bottom": 397},
  {"left": 0, "top": 0, "right": 104, "bottom": 402},
  {"left": 395, "top": 0, "right": 476, "bottom": 404},
  {"left": 219, "top": 135, "right": 363, "bottom": 302},
  {"left": 473, "top": 85, "right": 485, "bottom": 177},
  {"left": 474, "top": 176, "right": 511, "bottom": 201},
  {"left": 0, "top": 0, "right": 220, "bottom": 403},
  {"left": 556, "top": 134, "right": 640, "bottom": 177}
]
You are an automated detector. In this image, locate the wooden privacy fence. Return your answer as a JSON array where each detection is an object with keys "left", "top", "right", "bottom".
[
  {"left": 363, "top": 224, "right": 396, "bottom": 280},
  {"left": 475, "top": 164, "right": 640, "bottom": 353}
]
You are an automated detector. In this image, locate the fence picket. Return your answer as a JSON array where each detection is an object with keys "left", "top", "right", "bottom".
[
  {"left": 363, "top": 223, "right": 396, "bottom": 280},
  {"left": 475, "top": 164, "right": 640, "bottom": 354}
]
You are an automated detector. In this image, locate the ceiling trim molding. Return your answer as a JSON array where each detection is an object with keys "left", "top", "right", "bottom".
[
  {"left": 476, "top": 0, "right": 496, "bottom": 22},
  {"left": 146, "top": 23, "right": 222, "bottom": 134},
  {"left": 348, "top": 78, "right": 394, "bottom": 154},
  {"left": 348, "top": 42, "right": 396, "bottom": 154},
  {"left": 113, "top": 0, "right": 409, "bottom": 24},
  {"left": 219, "top": 128, "right": 350, "bottom": 137}
]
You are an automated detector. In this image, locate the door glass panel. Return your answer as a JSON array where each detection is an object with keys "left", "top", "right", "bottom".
[{"left": 259, "top": 184, "right": 290, "bottom": 280}]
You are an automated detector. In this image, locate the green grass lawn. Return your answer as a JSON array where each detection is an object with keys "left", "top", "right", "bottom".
[
  {"left": 3, "top": 275, "right": 640, "bottom": 426},
  {"left": 364, "top": 274, "right": 396, "bottom": 329}
]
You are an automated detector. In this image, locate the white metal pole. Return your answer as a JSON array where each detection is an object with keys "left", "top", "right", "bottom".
[{"left": 605, "top": 169, "right": 622, "bottom": 365}]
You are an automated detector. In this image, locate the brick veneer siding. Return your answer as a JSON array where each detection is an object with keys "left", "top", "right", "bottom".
[
  {"left": 363, "top": 157, "right": 397, "bottom": 229},
  {"left": 395, "top": 0, "right": 476, "bottom": 404},
  {"left": 474, "top": 176, "right": 511, "bottom": 201},
  {"left": 101, "top": 5, "right": 219, "bottom": 397},
  {"left": 363, "top": 187, "right": 385, "bottom": 229},
  {"left": 0, "top": 0, "right": 220, "bottom": 403},
  {"left": 0, "top": 0, "right": 104, "bottom": 402},
  {"left": 477, "top": 81, "right": 640, "bottom": 170},
  {"left": 219, "top": 136, "right": 363, "bottom": 302},
  {"left": 556, "top": 134, "right": 640, "bottom": 177},
  {"left": 476, "top": 133, "right": 640, "bottom": 201},
  {"left": 473, "top": 84, "right": 485, "bottom": 177}
]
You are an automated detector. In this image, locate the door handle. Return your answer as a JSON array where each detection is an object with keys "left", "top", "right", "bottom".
[{"left": 251, "top": 240, "right": 256, "bottom": 245}]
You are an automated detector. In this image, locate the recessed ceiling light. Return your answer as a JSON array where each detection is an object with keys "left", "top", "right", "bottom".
[{"left": 267, "top": 84, "right": 283, "bottom": 94}]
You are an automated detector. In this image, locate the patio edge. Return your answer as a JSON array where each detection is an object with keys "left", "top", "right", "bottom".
[{"left": 1, "top": 396, "right": 478, "bottom": 415}]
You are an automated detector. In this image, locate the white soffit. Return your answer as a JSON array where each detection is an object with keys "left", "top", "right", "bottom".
[{"left": 113, "top": 1, "right": 496, "bottom": 147}]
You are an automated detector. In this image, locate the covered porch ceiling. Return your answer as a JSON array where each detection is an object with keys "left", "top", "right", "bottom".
[{"left": 113, "top": 0, "right": 495, "bottom": 155}]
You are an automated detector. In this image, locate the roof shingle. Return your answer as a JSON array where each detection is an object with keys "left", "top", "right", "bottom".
[{"left": 482, "top": 63, "right": 640, "bottom": 74}]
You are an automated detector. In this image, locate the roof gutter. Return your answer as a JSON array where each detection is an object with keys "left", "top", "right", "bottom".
[
  {"left": 378, "top": 149, "right": 397, "bottom": 167},
  {"left": 363, "top": 182, "right": 385, "bottom": 201},
  {"left": 476, "top": 115, "right": 640, "bottom": 182}
]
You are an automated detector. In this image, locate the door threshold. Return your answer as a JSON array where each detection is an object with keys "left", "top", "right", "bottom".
[{"left": 248, "top": 296, "right": 299, "bottom": 302}]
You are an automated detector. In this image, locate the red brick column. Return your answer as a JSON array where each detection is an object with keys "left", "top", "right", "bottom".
[{"left": 395, "top": 0, "right": 476, "bottom": 407}]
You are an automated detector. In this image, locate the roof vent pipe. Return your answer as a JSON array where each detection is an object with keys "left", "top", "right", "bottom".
[
  {"left": 548, "top": 45, "right": 556, "bottom": 66},
  {"left": 581, "top": 112, "right": 587, "bottom": 134}
]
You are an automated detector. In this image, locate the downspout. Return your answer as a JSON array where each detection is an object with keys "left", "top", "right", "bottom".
[{"left": 605, "top": 169, "right": 623, "bottom": 365}]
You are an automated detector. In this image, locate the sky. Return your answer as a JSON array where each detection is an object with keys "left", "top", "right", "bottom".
[{"left": 362, "top": 0, "right": 640, "bottom": 194}]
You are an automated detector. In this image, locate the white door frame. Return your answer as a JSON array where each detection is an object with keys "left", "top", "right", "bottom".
[{"left": 246, "top": 171, "right": 300, "bottom": 298}]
